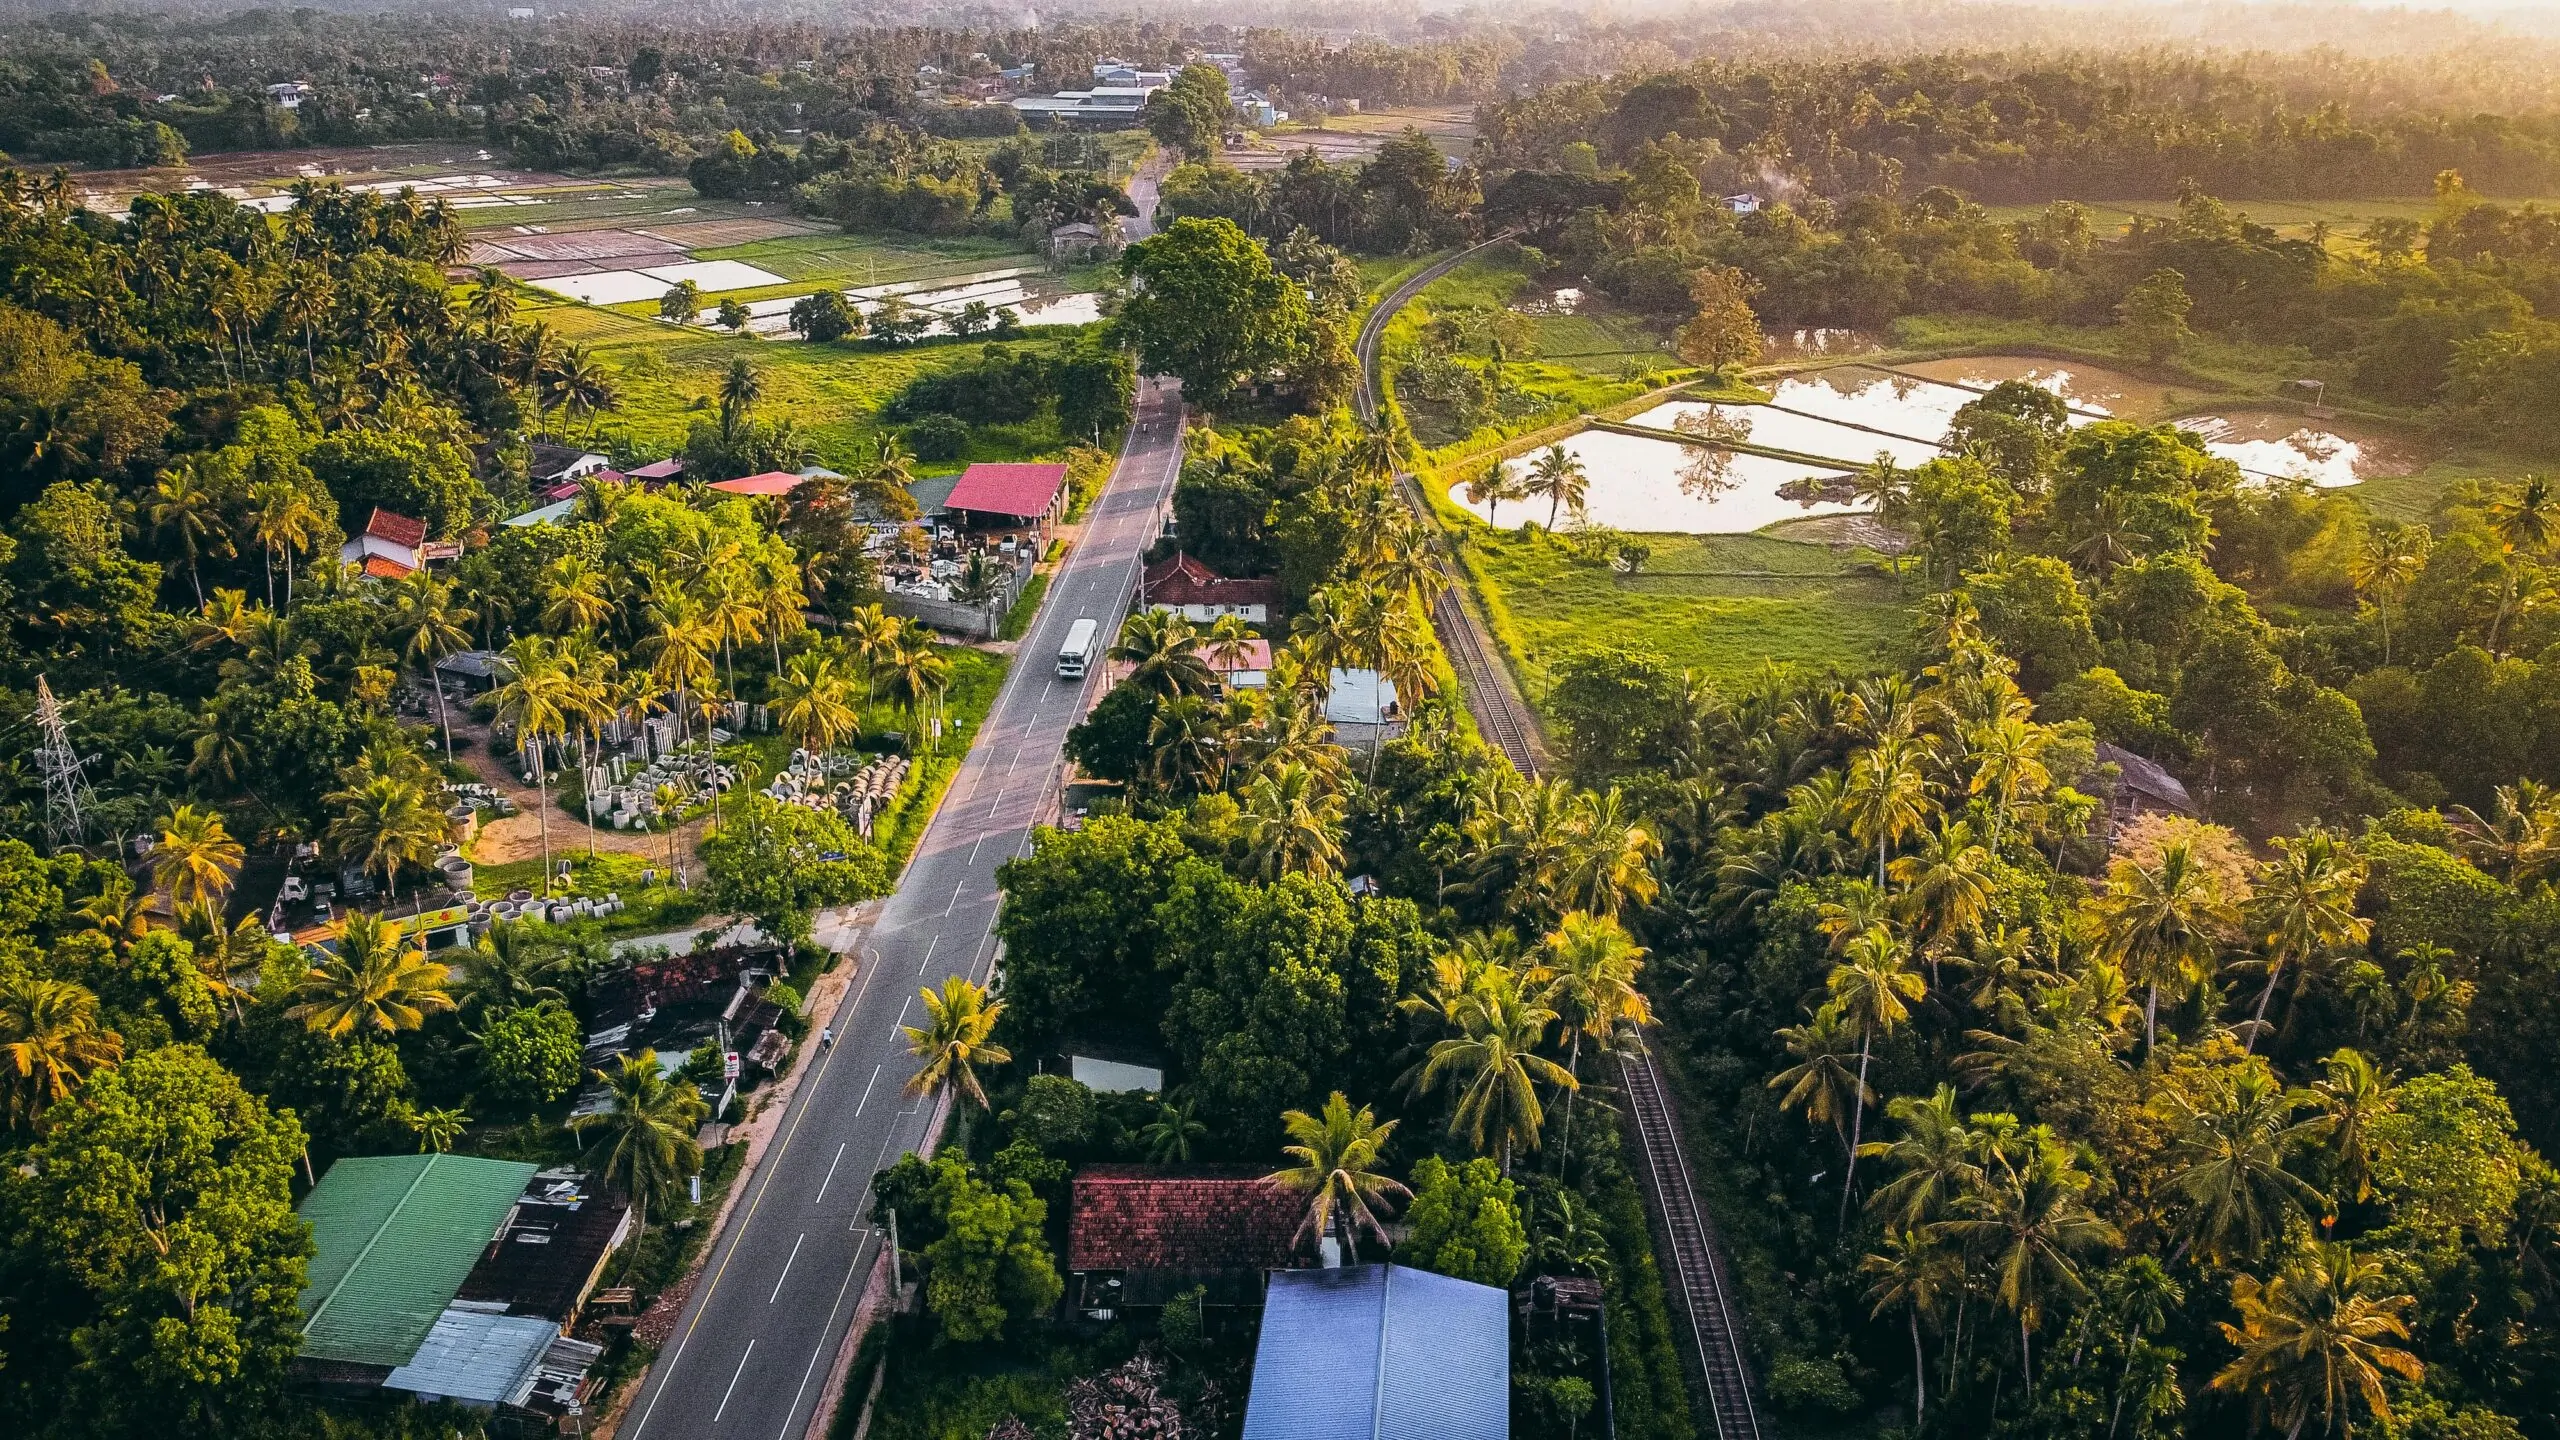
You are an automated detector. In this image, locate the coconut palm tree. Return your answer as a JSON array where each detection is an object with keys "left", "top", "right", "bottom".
[
  {"left": 1112, "top": 609, "right": 1215, "bottom": 699},
  {"left": 1930, "top": 1129, "right": 2122, "bottom": 1397},
  {"left": 325, "top": 774, "right": 446, "bottom": 903},
  {"left": 1771, "top": 1006, "right": 1872, "bottom": 1161},
  {"left": 0, "top": 975, "right": 124, "bottom": 1129},
  {"left": 492, "top": 636, "right": 579, "bottom": 894},
  {"left": 2347, "top": 524, "right": 2430, "bottom": 666},
  {"left": 2163, "top": 1060, "right": 2326, "bottom": 1265},
  {"left": 902, "top": 976, "right": 1010, "bottom": 1112},
  {"left": 756, "top": 554, "right": 809, "bottom": 672},
  {"left": 1264, "top": 1091, "right": 1409, "bottom": 1262},
  {"left": 150, "top": 803, "right": 244, "bottom": 911},
  {"left": 881, "top": 633, "right": 953, "bottom": 748},
  {"left": 2446, "top": 779, "right": 2560, "bottom": 888},
  {"left": 1830, "top": 926, "right": 1928, "bottom": 1223},
  {"left": 1530, "top": 911, "right": 1653, "bottom": 1158},
  {"left": 1463, "top": 464, "right": 1526, "bottom": 527},
  {"left": 2240, "top": 830, "right": 2368, "bottom": 1050},
  {"left": 540, "top": 554, "right": 617, "bottom": 636},
  {"left": 717, "top": 356, "right": 763, "bottom": 433},
  {"left": 572, "top": 1050, "right": 708, "bottom": 1265},
  {"left": 386, "top": 570, "right": 474, "bottom": 760},
  {"left": 1237, "top": 761, "right": 1346, "bottom": 880},
  {"left": 769, "top": 646, "right": 860, "bottom": 755},
  {"left": 408, "top": 1106, "right": 471, "bottom": 1154},
  {"left": 1526, "top": 444, "right": 1589, "bottom": 529},
  {"left": 1890, "top": 818, "right": 1995, "bottom": 978},
  {"left": 2304, "top": 1048, "right": 2393, "bottom": 1209},
  {"left": 1139, "top": 1096, "right": 1207, "bottom": 1163},
  {"left": 244, "top": 478, "right": 324, "bottom": 608},
  {"left": 2486, "top": 474, "right": 2557, "bottom": 654},
  {"left": 457, "top": 922, "right": 568, "bottom": 1016},
  {"left": 2095, "top": 838, "right": 2237, "bottom": 1051},
  {"left": 149, "top": 462, "right": 233, "bottom": 608},
  {"left": 287, "top": 912, "right": 455, "bottom": 1038},
  {"left": 1419, "top": 967, "right": 1579, "bottom": 1172},
  {"left": 1967, "top": 716, "right": 2052, "bottom": 850},
  {"left": 1146, "top": 693, "right": 1229, "bottom": 797},
  {"left": 1860, "top": 1084, "right": 1987, "bottom": 1232},
  {"left": 1552, "top": 789, "right": 1661, "bottom": 920},
  {"left": 1203, "top": 613, "right": 1258, "bottom": 677},
  {"left": 177, "top": 901, "right": 271, "bottom": 1025},
  {"left": 701, "top": 562, "right": 766, "bottom": 699},
  {"left": 1863, "top": 1228, "right": 1958, "bottom": 1432},
  {"left": 1846, "top": 734, "right": 1933, "bottom": 888},
  {"left": 2211, "top": 1242, "right": 2422, "bottom": 1439},
  {"left": 639, "top": 589, "right": 717, "bottom": 753}
]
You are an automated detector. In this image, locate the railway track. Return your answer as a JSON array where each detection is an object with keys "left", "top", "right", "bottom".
[
  {"left": 1624, "top": 1044, "right": 1767, "bottom": 1440},
  {"left": 1355, "top": 238, "right": 1768, "bottom": 1440}
]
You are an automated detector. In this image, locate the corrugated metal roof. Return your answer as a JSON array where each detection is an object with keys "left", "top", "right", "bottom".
[
  {"left": 297, "top": 1154, "right": 539, "bottom": 1367},
  {"left": 383, "top": 1303, "right": 560, "bottom": 1406},
  {"left": 1242, "top": 1264, "right": 1509, "bottom": 1440}
]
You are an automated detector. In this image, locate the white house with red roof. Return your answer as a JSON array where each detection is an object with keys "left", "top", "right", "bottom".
[
  {"left": 1141, "top": 551, "right": 1279, "bottom": 623},
  {"left": 338, "top": 508, "right": 456, "bottom": 580}
]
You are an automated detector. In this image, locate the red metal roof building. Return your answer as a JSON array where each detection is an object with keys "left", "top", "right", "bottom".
[
  {"left": 944, "top": 462, "right": 1070, "bottom": 523},
  {"left": 1067, "top": 1165, "right": 1307, "bottom": 1312},
  {"left": 705, "top": 471, "right": 807, "bottom": 497}
]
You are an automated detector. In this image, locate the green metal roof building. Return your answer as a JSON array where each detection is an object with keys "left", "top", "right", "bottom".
[{"left": 297, "top": 1154, "right": 540, "bottom": 1368}]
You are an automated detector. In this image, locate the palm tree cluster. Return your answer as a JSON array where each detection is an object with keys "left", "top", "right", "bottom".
[{"left": 1620, "top": 602, "right": 2471, "bottom": 1435}]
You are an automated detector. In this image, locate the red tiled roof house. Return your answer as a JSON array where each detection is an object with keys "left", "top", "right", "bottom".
[
  {"left": 1141, "top": 552, "right": 1279, "bottom": 623},
  {"left": 339, "top": 507, "right": 456, "bottom": 579},
  {"left": 1066, "top": 1165, "right": 1308, "bottom": 1314}
]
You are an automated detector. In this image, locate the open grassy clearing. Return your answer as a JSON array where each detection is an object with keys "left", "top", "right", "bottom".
[
  {"left": 1457, "top": 525, "right": 1914, "bottom": 694},
  {"left": 561, "top": 319, "right": 1088, "bottom": 467}
]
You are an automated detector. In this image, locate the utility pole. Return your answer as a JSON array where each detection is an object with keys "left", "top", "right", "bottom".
[{"left": 33, "top": 675, "right": 91, "bottom": 855}]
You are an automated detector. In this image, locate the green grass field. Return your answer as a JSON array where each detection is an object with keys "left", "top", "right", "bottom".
[
  {"left": 1459, "top": 527, "right": 1915, "bottom": 695},
  {"left": 550, "top": 318, "right": 1088, "bottom": 469}
]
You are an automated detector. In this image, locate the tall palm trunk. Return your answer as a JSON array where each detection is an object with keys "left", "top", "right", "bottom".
[
  {"left": 1840, "top": 1029, "right": 1872, "bottom": 1229},
  {"left": 530, "top": 738, "right": 554, "bottom": 896},
  {"left": 431, "top": 674, "right": 454, "bottom": 760},
  {"left": 2244, "top": 953, "right": 2288, "bottom": 1054},
  {"left": 1909, "top": 1306, "right": 1929, "bottom": 1433},
  {"left": 2144, "top": 982, "right": 2160, "bottom": 1053}
]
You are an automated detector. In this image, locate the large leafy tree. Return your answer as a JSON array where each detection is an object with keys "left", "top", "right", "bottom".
[
  {"left": 1401, "top": 1155, "right": 1528, "bottom": 1286},
  {"left": 992, "top": 813, "right": 1194, "bottom": 1054},
  {"left": 1, "top": 1046, "right": 310, "bottom": 1436},
  {"left": 1116, "top": 217, "right": 1310, "bottom": 407}
]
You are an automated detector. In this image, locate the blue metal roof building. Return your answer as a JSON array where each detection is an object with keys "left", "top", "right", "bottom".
[{"left": 1241, "top": 1264, "right": 1510, "bottom": 1440}]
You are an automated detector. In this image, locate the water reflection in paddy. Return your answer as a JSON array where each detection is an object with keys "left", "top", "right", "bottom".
[
  {"left": 1457, "top": 428, "right": 1858, "bottom": 535},
  {"left": 1631, "top": 399, "right": 1942, "bottom": 468},
  {"left": 2178, "top": 410, "right": 2430, "bottom": 487}
]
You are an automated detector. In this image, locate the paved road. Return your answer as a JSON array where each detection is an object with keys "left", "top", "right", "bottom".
[{"left": 619, "top": 377, "right": 1186, "bottom": 1440}]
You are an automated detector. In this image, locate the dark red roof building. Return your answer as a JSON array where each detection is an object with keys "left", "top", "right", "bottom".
[
  {"left": 944, "top": 462, "right": 1069, "bottom": 522},
  {"left": 1140, "top": 552, "right": 1280, "bottom": 616},
  {"left": 1067, "top": 1165, "right": 1307, "bottom": 1312}
]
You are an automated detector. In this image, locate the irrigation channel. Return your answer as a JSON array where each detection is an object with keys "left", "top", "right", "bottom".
[{"left": 1354, "top": 242, "right": 1769, "bottom": 1440}]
